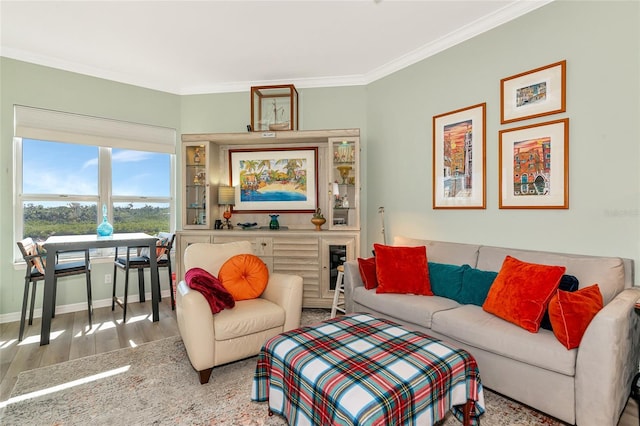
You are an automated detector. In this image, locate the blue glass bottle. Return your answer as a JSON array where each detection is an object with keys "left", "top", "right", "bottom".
[{"left": 97, "top": 204, "right": 113, "bottom": 237}]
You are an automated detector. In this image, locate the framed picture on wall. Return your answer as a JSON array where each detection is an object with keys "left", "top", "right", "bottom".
[
  {"left": 229, "top": 147, "right": 317, "bottom": 213},
  {"left": 499, "top": 118, "right": 569, "bottom": 209},
  {"left": 500, "top": 60, "right": 566, "bottom": 124},
  {"left": 432, "top": 103, "right": 486, "bottom": 209}
]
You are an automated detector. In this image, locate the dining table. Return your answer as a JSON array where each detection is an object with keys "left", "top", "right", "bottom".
[{"left": 41, "top": 232, "right": 160, "bottom": 345}]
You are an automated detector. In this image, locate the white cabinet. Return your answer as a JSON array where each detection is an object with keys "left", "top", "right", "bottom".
[
  {"left": 328, "top": 137, "right": 359, "bottom": 230},
  {"left": 176, "top": 230, "right": 359, "bottom": 308},
  {"left": 182, "top": 142, "right": 211, "bottom": 229}
]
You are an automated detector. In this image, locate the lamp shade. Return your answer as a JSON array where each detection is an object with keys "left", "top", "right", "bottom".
[{"left": 218, "top": 186, "right": 236, "bottom": 205}]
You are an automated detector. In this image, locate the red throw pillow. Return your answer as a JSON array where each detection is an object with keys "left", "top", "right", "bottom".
[
  {"left": 548, "top": 284, "right": 603, "bottom": 349},
  {"left": 218, "top": 254, "right": 269, "bottom": 301},
  {"left": 482, "top": 256, "right": 566, "bottom": 333},
  {"left": 373, "top": 244, "right": 432, "bottom": 295},
  {"left": 357, "top": 257, "right": 378, "bottom": 289}
]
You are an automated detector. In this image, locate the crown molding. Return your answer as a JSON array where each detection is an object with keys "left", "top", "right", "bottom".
[{"left": 1, "top": 0, "right": 553, "bottom": 95}]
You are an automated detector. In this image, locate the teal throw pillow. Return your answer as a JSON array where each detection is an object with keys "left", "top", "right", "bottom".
[
  {"left": 428, "top": 262, "right": 468, "bottom": 300},
  {"left": 459, "top": 267, "right": 498, "bottom": 306}
]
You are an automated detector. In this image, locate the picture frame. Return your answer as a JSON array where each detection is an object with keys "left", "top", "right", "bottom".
[
  {"left": 500, "top": 60, "right": 566, "bottom": 124},
  {"left": 499, "top": 118, "right": 569, "bottom": 209},
  {"left": 229, "top": 147, "right": 317, "bottom": 213},
  {"left": 432, "top": 103, "right": 486, "bottom": 209}
]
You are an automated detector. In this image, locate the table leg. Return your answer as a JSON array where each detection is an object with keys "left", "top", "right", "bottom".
[
  {"left": 149, "top": 243, "right": 159, "bottom": 322},
  {"left": 40, "top": 251, "right": 57, "bottom": 345},
  {"left": 463, "top": 399, "right": 475, "bottom": 426}
]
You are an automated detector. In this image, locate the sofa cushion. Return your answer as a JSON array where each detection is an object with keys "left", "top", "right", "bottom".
[
  {"left": 476, "top": 246, "right": 625, "bottom": 305},
  {"left": 394, "top": 236, "right": 480, "bottom": 266},
  {"left": 458, "top": 267, "right": 498, "bottom": 306},
  {"left": 540, "top": 274, "right": 579, "bottom": 331},
  {"left": 432, "top": 304, "right": 577, "bottom": 376},
  {"left": 218, "top": 254, "right": 269, "bottom": 301},
  {"left": 213, "top": 298, "right": 285, "bottom": 341},
  {"left": 374, "top": 244, "right": 432, "bottom": 295},
  {"left": 352, "top": 286, "right": 460, "bottom": 328},
  {"left": 358, "top": 257, "right": 378, "bottom": 289},
  {"left": 428, "top": 262, "right": 468, "bottom": 300},
  {"left": 549, "top": 284, "right": 603, "bottom": 349},
  {"left": 483, "top": 256, "right": 566, "bottom": 333}
]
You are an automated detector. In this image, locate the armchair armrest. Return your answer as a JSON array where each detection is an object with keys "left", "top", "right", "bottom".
[
  {"left": 343, "top": 260, "right": 364, "bottom": 313},
  {"left": 261, "top": 273, "right": 303, "bottom": 331},
  {"left": 575, "top": 287, "right": 640, "bottom": 426},
  {"left": 175, "top": 280, "right": 215, "bottom": 371}
]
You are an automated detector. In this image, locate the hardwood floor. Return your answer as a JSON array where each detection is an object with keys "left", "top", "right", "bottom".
[{"left": 0, "top": 299, "right": 179, "bottom": 402}]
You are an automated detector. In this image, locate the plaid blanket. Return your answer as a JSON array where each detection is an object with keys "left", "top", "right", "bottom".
[{"left": 252, "top": 313, "right": 484, "bottom": 426}]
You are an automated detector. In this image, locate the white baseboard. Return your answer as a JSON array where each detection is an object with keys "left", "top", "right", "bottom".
[{"left": 0, "top": 290, "right": 172, "bottom": 324}]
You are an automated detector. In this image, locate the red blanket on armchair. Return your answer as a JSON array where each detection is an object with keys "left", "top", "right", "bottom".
[{"left": 185, "top": 267, "right": 235, "bottom": 314}]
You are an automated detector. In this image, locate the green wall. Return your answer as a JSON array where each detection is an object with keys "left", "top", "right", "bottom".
[
  {"left": 1, "top": 0, "right": 638, "bottom": 319},
  {"left": 366, "top": 0, "right": 639, "bottom": 263}
]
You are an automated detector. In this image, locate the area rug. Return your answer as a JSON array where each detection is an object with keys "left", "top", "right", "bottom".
[{"left": 1, "top": 310, "right": 562, "bottom": 425}]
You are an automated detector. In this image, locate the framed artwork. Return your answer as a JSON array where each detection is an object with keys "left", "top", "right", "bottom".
[
  {"left": 229, "top": 147, "right": 317, "bottom": 212},
  {"left": 432, "top": 103, "right": 486, "bottom": 209},
  {"left": 500, "top": 60, "right": 566, "bottom": 124},
  {"left": 499, "top": 118, "right": 569, "bottom": 209}
]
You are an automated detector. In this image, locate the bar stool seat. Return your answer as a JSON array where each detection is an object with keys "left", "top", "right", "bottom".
[{"left": 330, "top": 265, "right": 345, "bottom": 318}]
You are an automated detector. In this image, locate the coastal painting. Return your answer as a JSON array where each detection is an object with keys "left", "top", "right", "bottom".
[{"left": 229, "top": 147, "right": 317, "bottom": 212}]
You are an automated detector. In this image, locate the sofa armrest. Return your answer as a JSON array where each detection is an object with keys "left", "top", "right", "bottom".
[
  {"left": 261, "top": 273, "right": 303, "bottom": 331},
  {"left": 175, "top": 280, "right": 215, "bottom": 371},
  {"left": 344, "top": 260, "right": 364, "bottom": 313},
  {"left": 575, "top": 287, "right": 640, "bottom": 426}
]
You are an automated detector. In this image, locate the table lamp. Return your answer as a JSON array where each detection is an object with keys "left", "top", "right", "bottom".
[{"left": 218, "top": 186, "right": 236, "bottom": 229}]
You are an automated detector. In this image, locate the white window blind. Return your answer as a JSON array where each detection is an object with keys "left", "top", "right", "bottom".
[{"left": 14, "top": 105, "right": 176, "bottom": 154}]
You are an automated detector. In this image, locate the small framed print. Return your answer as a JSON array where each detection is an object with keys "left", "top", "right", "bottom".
[
  {"left": 499, "top": 118, "right": 569, "bottom": 209},
  {"left": 501, "top": 60, "right": 566, "bottom": 124},
  {"left": 432, "top": 103, "right": 486, "bottom": 209}
]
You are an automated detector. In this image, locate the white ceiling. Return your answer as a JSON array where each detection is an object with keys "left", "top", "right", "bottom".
[{"left": 1, "top": 1, "right": 552, "bottom": 95}]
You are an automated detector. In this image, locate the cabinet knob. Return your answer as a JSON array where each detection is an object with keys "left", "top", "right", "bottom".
[{"left": 261, "top": 242, "right": 267, "bottom": 247}]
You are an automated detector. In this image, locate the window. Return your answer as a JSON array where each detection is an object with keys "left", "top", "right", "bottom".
[{"left": 14, "top": 106, "right": 175, "bottom": 261}]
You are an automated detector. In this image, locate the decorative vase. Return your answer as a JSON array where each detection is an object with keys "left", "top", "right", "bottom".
[
  {"left": 97, "top": 204, "right": 113, "bottom": 237},
  {"left": 269, "top": 214, "right": 280, "bottom": 230},
  {"left": 311, "top": 217, "right": 326, "bottom": 231}
]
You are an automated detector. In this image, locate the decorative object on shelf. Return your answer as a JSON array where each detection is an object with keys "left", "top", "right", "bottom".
[
  {"left": 193, "top": 147, "right": 201, "bottom": 164},
  {"left": 97, "top": 204, "right": 113, "bottom": 237},
  {"left": 269, "top": 214, "right": 280, "bottom": 230},
  {"left": 337, "top": 165, "right": 352, "bottom": 185},
  {"left": 218, "top": 186, "right": 236, "bottom": 229},
  {"left": 229, "top": 147, "right": 317, "bottom": 213},
  {"left": 499, "top": 118, "right": 569, "bottom": 209},
  {"left": 332, "top": 182, "right": 341, "bottom": 205},
  {"left": 251, "top": 84, "right": 298, "bottom": 132},
  {"left": 433, "top": 103, "right": 486, "bottom": 209},
  {"left": 237, "top": 222, "right": 258, "bottom": 230},
  {"left": 311, "top": 208, "right": 326, "bottom": 231},
  {"left": 501, "top": 60, "right": 566, "bottom": 124},
  {"left": 336, "top": 143, "right": 354, "bottom": 162}
]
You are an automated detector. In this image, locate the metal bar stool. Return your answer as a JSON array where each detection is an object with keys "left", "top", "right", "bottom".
[{"left": 330, "top": 265, "right": 345, "bottom": 318}]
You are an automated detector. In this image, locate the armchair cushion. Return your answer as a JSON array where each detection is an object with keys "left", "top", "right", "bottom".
[{"left": 219, "top": 254, "right": 269, "bottom": 301}]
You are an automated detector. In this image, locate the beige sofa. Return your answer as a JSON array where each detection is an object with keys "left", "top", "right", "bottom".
[
  {"left": 176, "top": 241, "right": 303, "bottom": 384},
  {"left": 343, "top": 236, "right": 640, "bottom": 426}
]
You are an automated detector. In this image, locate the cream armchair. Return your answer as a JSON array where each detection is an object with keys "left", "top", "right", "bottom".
[{"left": 176, "top": 241, "right": 303, "bottom": 384}]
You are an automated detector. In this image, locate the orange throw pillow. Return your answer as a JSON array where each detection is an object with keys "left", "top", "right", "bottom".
[
  {"left": 218, "top": 254, "right": 269, "bottom": 301},
  {"left": 482, "top": 256, "right": 566, "bottom": 332},
  {"left": 548, "top": 284, "right": 603, "bottom": 349},
  {"left": 373, "top": 244, "right": 432, "bottom": 295}
]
